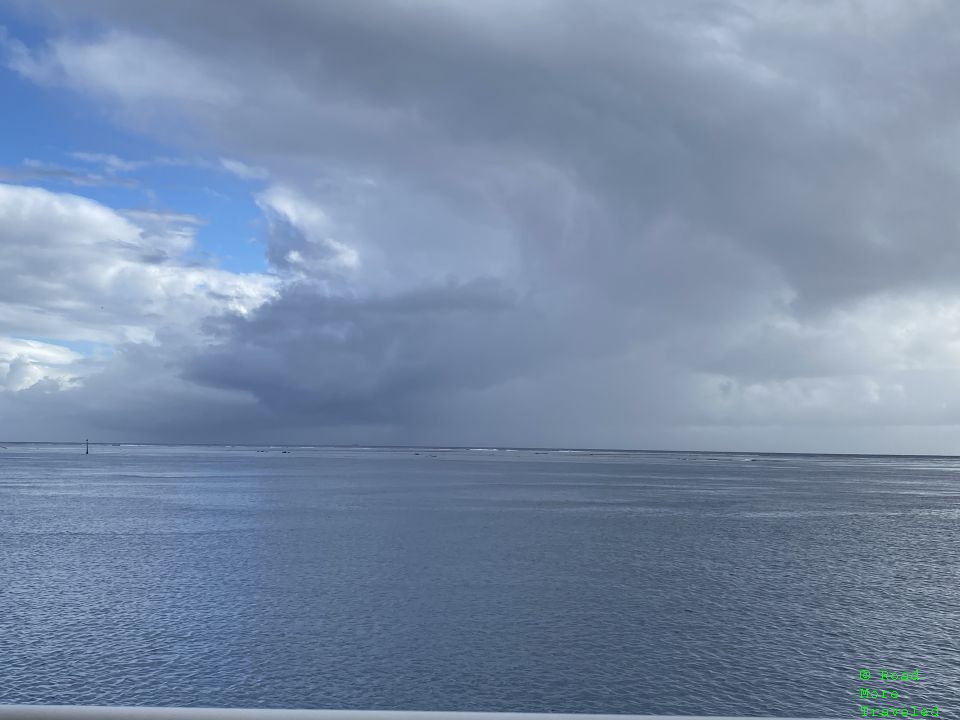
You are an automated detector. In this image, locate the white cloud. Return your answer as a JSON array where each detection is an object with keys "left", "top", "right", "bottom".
[
  {"left": 220, "top": 158, "right": 269, "bottom": 181},
  {"left": 9, "top": 30, "right": 238, "bottom": 107},
  {"left": 256, "top": 184, "right": 360, "bottom": 274},
  {"left": 0, "top": 182, "right": 277, "bottom": 370},
  {"left": 70, "top": 151, "right": 147, "bottom": 173},
  {"left": 119, "top": 208, "right": 205, "bottom": 226},
  {"left": 0, "top": 337, "right": 84, "bottom": 391}
]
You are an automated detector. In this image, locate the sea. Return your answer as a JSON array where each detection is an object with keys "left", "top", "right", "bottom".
[{"left": 0, "top": 444, "right": 957, "bottom": 715}]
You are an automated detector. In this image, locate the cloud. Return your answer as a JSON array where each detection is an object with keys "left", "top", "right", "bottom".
[
  {"left": 220, "top": 158, "right": 268, "bottom": 181},
  {"left": 0, "top": 180, "right": 281, "bottom": 438},
  {"left": 119, "top": 208, "right": 205, "bottom": 227},
  {"left": 0, "top": 337, "right": 84, "bottom": 391},
  {"left": 0, "top": 158, "right": 139, "bottom": 188},
  {"left": 0, "top": 184, "right": 275, "bottom": 401},
  {"left": 70, "top": 151, "right": 147, "bottom": 173},
  {"left": 4, "top": 1, "right": 960, "bottom": 450},
  {"left": 8, "top": 28, "right": 237, "bottom": 106},
  {"left": 255, "top": 184, "right": 360, "bottom": 276},
  {"left": 69, "top": 151, "right": 216, "bottom": 174}
]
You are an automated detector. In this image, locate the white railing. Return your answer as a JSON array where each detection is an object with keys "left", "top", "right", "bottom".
[{"left": 0, "top": 709, "right": 831, "bottom": 720}]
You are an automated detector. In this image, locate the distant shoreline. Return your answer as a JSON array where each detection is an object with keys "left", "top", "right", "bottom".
[{"left": 1, "top": 441, "right": 959, "bottom": 460}]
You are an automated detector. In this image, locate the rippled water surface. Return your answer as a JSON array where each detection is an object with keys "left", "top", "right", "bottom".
[{"left": 1, "top": 445, "right": 958, "bottom": 715}]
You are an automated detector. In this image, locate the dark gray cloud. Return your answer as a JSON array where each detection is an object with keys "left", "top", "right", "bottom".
[{"left": 3, "top": 0, "right": 960, "bottom": 450}]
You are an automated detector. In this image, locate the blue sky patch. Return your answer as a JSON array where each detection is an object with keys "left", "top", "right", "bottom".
[{"left": 1, "top": 15, "right": 269, "bottom": 275}]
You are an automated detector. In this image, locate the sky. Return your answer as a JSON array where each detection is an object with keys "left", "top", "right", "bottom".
[{"left": 2, "top": 0, "right": 960, "bottom": 453}]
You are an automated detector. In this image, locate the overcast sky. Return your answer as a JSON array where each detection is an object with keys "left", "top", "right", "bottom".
[{"left": 3, "top": 0, "right": 960, "bottom": 452}]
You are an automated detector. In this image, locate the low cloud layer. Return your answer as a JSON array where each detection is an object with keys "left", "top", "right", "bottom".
[{"left": 3, "top": 0, "right": 960, "bottom": 452}]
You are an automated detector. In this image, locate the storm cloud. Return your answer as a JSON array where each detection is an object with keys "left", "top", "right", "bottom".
[{"left": 3, "top": 0, "right": 960, "bottom": 452}]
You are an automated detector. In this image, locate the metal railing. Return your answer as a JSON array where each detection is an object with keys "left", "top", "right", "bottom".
[{"left": 0, "top": 709, "right": 830, "bottom": 720}]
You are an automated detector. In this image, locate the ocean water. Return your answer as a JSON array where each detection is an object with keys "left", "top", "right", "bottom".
[{"left": 0, "top": 445, "right": 957, "bottom": 715}]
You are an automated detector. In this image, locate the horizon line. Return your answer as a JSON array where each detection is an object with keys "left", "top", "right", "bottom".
[{"left": 1, "top": 441, "right": 959, "bottom": 459}]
